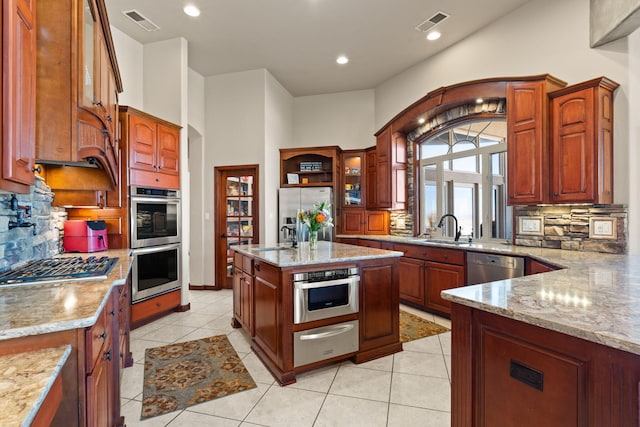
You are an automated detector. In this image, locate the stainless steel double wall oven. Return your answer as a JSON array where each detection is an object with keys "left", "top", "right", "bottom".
[{"left": 130, "top": 186, "right": 181, "bottom": 303}]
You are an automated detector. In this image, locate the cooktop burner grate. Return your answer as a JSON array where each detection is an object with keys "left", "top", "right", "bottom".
[{"left": 0, "top": 256, "right": 118, "bottom": 285}]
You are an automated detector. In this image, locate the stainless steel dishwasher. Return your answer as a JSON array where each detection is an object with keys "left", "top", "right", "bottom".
[{"left": 466, "top": 252, "right": 525, "bottom": 285}]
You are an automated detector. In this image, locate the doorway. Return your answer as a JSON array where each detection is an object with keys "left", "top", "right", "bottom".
[{"left": 214, "top": 165, "right": 259, "bottom": 289}]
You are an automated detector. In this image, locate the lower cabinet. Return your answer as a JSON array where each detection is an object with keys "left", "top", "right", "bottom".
[
  {"left": 451, "top": 304, "right": 640, "bottom": 426},
  {"left": 424, "top": 261, "right": 465, "bottom": 314},
  {"left": 398, "top": 257, "right": 425, "bottom": 305},
  {"left": 85, "top": 286, "right": 124, "bottom": 427},
  {"left": 130, "top": 289, "right": 181, "bottom": 329}
]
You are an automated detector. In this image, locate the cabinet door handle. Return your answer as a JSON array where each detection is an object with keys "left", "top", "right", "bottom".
[
  {"left": 94, "top": 101, "right": 103, "bottom": 107},
  {"left": 98, "top": 332, "right": 107, "bottom": 340},
  {"left": 32, "top": 166, "right": 42, "bottom": 173},
  {"left": 109, "top": 310, "right": 116, "bottom": 316},
  {"left": 103, "top": 350, "right": 113, "bottom": 361},
  {"left": 255, "top": 263, "right": 261, "bottom": 271},
  {"left": 107, "top": 115, "right": 113, "bottom": 122}
]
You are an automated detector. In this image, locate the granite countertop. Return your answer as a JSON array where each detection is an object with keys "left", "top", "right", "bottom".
[
  {"left": 0, "top": 249, "right": 133, "bottom": 341},
  {"left": 0, "top": 345, "right": 71, "bottom": 427},
  {"left": 339, "top": 234, "right": 640, "bottom": 356},
  {"left": 233, "top": 241, "right": 403, "bottom": 268}
]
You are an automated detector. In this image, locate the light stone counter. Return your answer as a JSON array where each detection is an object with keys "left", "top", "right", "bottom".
[
  {"left": 0, "top": 345, "right": 71, "bottom": 427},
  {"left": 0, "top": 249, "right": 132, "bottom": 341},
  {"left": 338, "top": 234, "right": 640, "bottom": 356},
  {"left": 233, "top": 241, "right": 403, "bottom": 268}
]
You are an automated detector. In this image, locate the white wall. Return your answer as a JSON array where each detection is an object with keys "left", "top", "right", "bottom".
[
  {"left": 292, "top": 90, "right": 376, "bottom": 150},
  {"left": 628, "top": 26, "right": 640, "bottom": 253},
  {"left": 110, "top": 27, "right": 143, "bottom": 109},
  {"left": 188, "top": 69, "right": 206, "bottom": 285},
  {"left": 188, "top": 69, "right": 206, "bottom": 136},
  {"left": 203, "top": 69, "right": 267, "bottom": 285},
  {"left": 265, "top": 73, "right": 294, "bottom": 245},
  {"left": 374, "top": 0, "right": 638, "bottom": 252}
]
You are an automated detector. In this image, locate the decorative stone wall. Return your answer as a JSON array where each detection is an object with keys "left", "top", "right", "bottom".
[
  {"left": 0, "top": 177, "right": 64, "bottom": 271},
  {"left": 515, "top": 205, "right": 627, "bottom": 254},
  {"left": 389, "top": 138, "right": 414, "bottom": 236}
]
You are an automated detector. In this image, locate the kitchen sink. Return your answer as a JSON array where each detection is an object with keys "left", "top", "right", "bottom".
[{"left": 408, "top": 238, "right": 468, "bottom": 246}]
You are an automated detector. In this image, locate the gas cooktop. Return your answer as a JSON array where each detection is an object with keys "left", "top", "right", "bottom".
[{"left": 0, "top": 256, "right": 118, "bottom": 286}]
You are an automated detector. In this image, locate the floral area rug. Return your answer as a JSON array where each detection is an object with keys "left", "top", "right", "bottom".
[
  {"left": 400, "top": 310, "right": 449, "bottom": 343},
  {"left": 141, "top": 335, "right": 256, "bottom": 419}
]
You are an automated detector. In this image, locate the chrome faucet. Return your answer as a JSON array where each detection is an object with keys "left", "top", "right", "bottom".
[{"left": 437, "top": 214, "right": 462, "bottom": 242}]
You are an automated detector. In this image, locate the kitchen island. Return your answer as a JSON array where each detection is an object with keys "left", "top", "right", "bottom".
[
  {"left": 231, "top": 241, "right": 403, "bottom": 385},
  {"left": 440, "top": 250, "right": 640, "bottom": 426}
]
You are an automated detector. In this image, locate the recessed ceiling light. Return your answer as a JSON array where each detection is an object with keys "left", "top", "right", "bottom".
[
  {"left": 426, "top": 31, "right": 441, "bottom": 41},
  {"left": 183, "top": 5, "right": 200, "bottom": 17},
  {"left": 418, "top": 118, "right": 426, "bottom": 124},
  {"left": 476, "top": 98, "right": 484, "bottom": 104},
  {"left": 336, "top": 55, "right": 349, "bottom": 65}
]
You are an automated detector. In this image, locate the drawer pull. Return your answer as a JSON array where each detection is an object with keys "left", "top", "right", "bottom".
[
  {"left": 98, "top": 332, "right": 107, "bottom": 340},
  {"left": 510, "top": 359, "right": 544, "bottom": 391},
  {"left": 109, "top": 310, "right": 116, "bottom": 316},
  {"left": 103, "top": 350, "right": 112, "bottom": 361}
]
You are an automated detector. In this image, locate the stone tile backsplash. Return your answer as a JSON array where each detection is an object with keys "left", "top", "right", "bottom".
[
  {"left": 515, "top": 205, "right": 627, "bottom": 254},
  {"left": 0, "top": 177, "right": 63, "bottom": 271}
]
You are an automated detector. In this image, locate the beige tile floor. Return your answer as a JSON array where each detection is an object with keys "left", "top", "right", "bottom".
[{"left": 120, "top": 289, "right": 452, "bottom": 426}]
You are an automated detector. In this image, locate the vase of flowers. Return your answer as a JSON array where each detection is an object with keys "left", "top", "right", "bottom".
[{"left": 297, "top": 201, "right": 333, "bottom": 250}]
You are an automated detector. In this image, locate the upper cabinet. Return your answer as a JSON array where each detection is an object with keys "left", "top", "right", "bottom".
[
  {"left": 370, "top": 128, "right": 406, "bottom": 210},
  {"left": 506, "top": 76, "right": 566, "bottom": 205},
  {"left": 122, "top": 106, "right": 181, "bottom": 190},
  {"left": 280, "top": 146, "right": 340, "bottom": 188},
  {"left": 36, "top": 0, "right": 122, "bottom": 187},
  {"left": 1, "top": 0, "right": 37, "bottom": 193},
  {"left": 506, "top": 75, "right": 618, "bottom": 206},
  {"left": 549, "top": 77, "right": 618, "bottom": 204}
]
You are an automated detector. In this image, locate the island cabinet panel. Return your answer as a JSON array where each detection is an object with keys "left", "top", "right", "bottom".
[
  {"left": 253, "top": 261, "right": 282, "bottom": 364},
  {"left": 357, "top": 258, "right": 401, "bottom": 358},
  {"left": 232, "top": 253, "right": 254, "bottom": 335},
  {"left": 450, "top": 303, "right": 640, "bottom": 427}
]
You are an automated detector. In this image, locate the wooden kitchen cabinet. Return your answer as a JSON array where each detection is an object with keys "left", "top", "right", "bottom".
[
  {"left": 549, "top": 77, "right": 619, "bottom": 204},
  {"left": 280, "top": 146, "right": 340, "bottom": 188},
  {"left": 370, "top": 128, "right": 406, "bottom": 210},
  {"left": 424, "top": 260, "right": 465, "bottom": 314},
  {"left": 450, "top": 304, "right": 640, "bottom": 426},
  {"left": 1, "top": 0, "right": 37, "bottom": 193},
  {"left": 356, "top": 258, "right": 401, "bottom": 357},
  {"left": 506, "top": 76, "right": 566, "bottom": 205},
  {"left": 123, "top": 106, "right": 181, "bottom": 190},
  {"left": 36, "top": 0, "right": 122, "bottom": 187},
  {"left": 365, "top": 147, "right": 378, "bottom": 208},
  {"left": 252, "top": 260, "right": 284, "bottom": 371},
  {"left": 392, "top": 242, "right": 465, "bottom": 316},
  {"left": 232, "top": 253, "right": 254, "bottom": 335},
  {"left": 398, "top": 256, "right": 426, "bottom": 306},
  {"left": 340, "top": 149, "right": 390, "bottom": 235}
]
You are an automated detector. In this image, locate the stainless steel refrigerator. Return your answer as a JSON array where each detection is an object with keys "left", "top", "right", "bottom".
[{"left": 278, "top": 187, "right": 333, "bottom": 244}]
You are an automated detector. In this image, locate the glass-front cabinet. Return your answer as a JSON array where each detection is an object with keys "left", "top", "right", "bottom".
[
  {"left": 226, "top": 175, "right": 255, "bottom": 277},
  {"left": 81, "top": 0, "right": 96, "bottom": 109},
  {"left": 343, "top": 151, "right": 363, "bottom": 207}
]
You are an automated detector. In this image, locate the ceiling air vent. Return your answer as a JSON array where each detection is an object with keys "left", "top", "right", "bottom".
[
  {"left": 415, "top": 11, "right": 450, "bottom": 32},
  {"left": 122, "top": 9, "right": 160, "bottom": 32}
]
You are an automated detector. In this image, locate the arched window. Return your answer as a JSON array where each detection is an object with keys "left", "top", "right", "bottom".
[{"left": 418, "top": 120, "right": 512, "bottom": 241}]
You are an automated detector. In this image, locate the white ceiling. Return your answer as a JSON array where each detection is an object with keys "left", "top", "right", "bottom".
[{"left": 105, "top": 0, "right": 530, "bottom": 97}]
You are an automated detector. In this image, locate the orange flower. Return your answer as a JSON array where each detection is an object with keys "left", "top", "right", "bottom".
[{"left": 316, "top": 212, "right": 325, "bottom": 223}]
